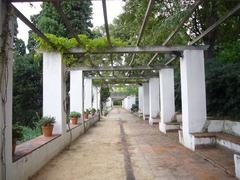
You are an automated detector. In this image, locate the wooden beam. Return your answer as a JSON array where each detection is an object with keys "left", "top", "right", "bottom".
[
  {"left": 129, "top": 0, "right": 155, "bottom": 66},
  {"left": 147, "top": 0, "right": 204, "bottom": 66},
  {"left": 89, "top": 76, "right": 151, "bottom": 80},
  {"left": 68, "top": 45, "right": 209, "bottom": 54},
  {"left": 102, "top": 0, "right": 112, "bottom": 47},
  {"left": 68, "top": 65, "right": 167, "bottom": 72},
  {"left": 189, "top": 3, "right": 240, "bottom": 45},
  {"left": 10, "top": 3, "right": 53, "bottom": 46}
]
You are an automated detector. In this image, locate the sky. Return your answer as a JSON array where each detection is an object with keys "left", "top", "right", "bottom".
[{"left": 13, "top": 1, "right": 125, "bottom": 46}]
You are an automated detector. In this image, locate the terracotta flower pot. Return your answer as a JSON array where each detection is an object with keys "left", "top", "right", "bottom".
[
  {"left": 42, "top": 125, "right": 54, "bottom": 137},
  {"left": 84, "top": 112, "right": 89, "bottom": 120},
  {"left": 12, "top": 138, "right": 17, "bottom": 155},
  {"left": 71, "top": 117, "right": 78, "bottom": 124}
]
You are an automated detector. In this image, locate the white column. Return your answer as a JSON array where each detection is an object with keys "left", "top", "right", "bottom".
[
  {"left": 84, "top": 78, "right": 92, "bottom": 110},
  {"left": 149, "top": 78, "right": 160, "bottom": 125},
  {"left": 0, "top": 2, "right": 14, "bottom": 179},
  {"left": 180, "top": 50, "right": 206, "bottom": 150},
  {"left": 43, "top": 52, "right": 66, "bottom": 134},
  {"left": 92, "top": 86, "right": 98, "bottom": 109},
  {"left": 138, "top": 86, "right": 143, "bottom": 113},
  {"left": 97, "top": 87, "right": 101, "bottom": 110},
  {"left": 159, "top": 68, "right": 176, "bottom": 133},
  {"left": 142, "top": 83, "right": 149, "bottom": 120},
  {"left": 70, "top": 70, "right": 83, "bottom": 123}
]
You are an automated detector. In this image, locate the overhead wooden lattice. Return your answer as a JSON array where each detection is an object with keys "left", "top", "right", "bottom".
[{"left": 9, "top": 0, "right": 240, "bottom": 84}]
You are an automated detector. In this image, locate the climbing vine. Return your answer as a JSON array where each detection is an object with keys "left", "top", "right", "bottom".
[{"left": 34, "top": 34, "right": 127, "bottom": 66}]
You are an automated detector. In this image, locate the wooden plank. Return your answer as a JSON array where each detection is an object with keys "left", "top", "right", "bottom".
[
  {"left": 68, "top": 65, "right": 167, "bottom": 72},
  {"left": 68, "top": 45, "right": 209, "bottom": 54}
]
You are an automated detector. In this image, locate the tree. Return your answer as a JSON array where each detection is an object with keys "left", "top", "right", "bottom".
[
  {"left": 31, "top": 0, "right": 93, "bottom": 38},
  {"left": 13, "top": 53, "right": 42, "bottom": 128}
]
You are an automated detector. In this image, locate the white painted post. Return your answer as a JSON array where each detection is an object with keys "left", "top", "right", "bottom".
[
  {"left": 138, "top": 86, "right": 143, "bottom": 113},
  {"left": 142, "top": 83, "right": 149, "bottom": 120},
  {"left": 70, "top": 70, "right": 83, "bottom": 123},
  {"left": 43, "top": 52, "right": 66, "bottom": 134},
  {"left": 180, "top": 50, "right": 206, "bottom": 150},
  {"left": 84, "top": 78, "right": 92, "bottom": 110},
  {"left": 92, "top": 86, "right": 98, "bottom": 109},
  {"left": 0, "top": 2, "right": 14, "bottom": 179},
  {"left": 97, "top": 87, "right": 101, "bottom": 110},
  {"left": 234, "top": 154, "right": 240, "bottom": 179},
  {"left": 149, "top": 78, "right": 160, "bottom": 125},
  {"left": 159, "top": 68, "right": 176, "bottom": 133}
]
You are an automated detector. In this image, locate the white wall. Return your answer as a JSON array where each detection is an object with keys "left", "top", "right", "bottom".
[
  {"left": 92, "top": 86, "right": 98, "bottom": 109},
  {"left": 9, "top": 117, "right": 99, "bottom": 180},
  {"left": 180, "top": 50, "right": 206, "bottom": 149},
  {"left": 84, "top": 78, "right": 92, "bottom": 110},
  {"left": 149, "top": 78, "right": 160, "bottom": 125},
  {"left": 142, "top": 83, "right": 149, "bottom": 120},
  {"left": 43, "top": 52, "right": 66, "bottom": 134},
  {"left": 138, "top": 86, "right": 143, "bottom": 113},
  {"left": 159, "top": 68, "right": 175, "bottom": 133},
  {"left": 70, "top": 70, "right": 83, "bottom": 122}
]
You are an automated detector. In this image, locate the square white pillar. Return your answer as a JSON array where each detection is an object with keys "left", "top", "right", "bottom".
[
  {"left": 97, "top": 87, "right": 101, "bottom": 110},
  {"left": 142, "top": 83, "right": 149, "bottom": 120},
  {"left": 84, "top": 78, "right": 92, "bottom": 110},
  {"left": 180, "top": 50, "right": 207, "bottom": 150},
  {"left": 0, "top": 2, "right": 14, "bottom": 178},
  {"left": 149, "top": 78, "right": 160, "bottom": 125},
  {"left": 43, "top": 52, "right": 66, "bottom": 134},
  {"left": 234, "top": 154, "right": 240, "bottom": 179},
  {"left": 92, "top": 86, "right": 98, "bottom": 109},
  {"left": 159, "top": 68, "right": 176, "bottom": 133},
  {"left": 70, "top": 70, "right": 83, "bottom": 123},
  {"left": 138, "top": 86, "right": 143, "bottom": 113}
]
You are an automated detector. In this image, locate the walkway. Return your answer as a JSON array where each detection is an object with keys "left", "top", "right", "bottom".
[{"left": 31, "top": 108, "right": 235, "bottom": 180}]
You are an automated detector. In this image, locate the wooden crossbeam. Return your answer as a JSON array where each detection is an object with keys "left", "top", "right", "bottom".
[
  {"left": 147, "top": 0, "right": 204, "bottom": 66},
  {"left": 129, "top": 0, "right": 155, "bottom": 66},
  {"left": 189, "top": 3, "right": 240, "bottom": 45},
  {"left": 102, "top": 0, "right": 112, "bottom": 47},
  {"left": 68, "top": 45, "right": 208, "bottom": 54},
  {"left": 68, "top": 65, "right": 166, "bottom": 72},
  {"left": 10, "top": 3, "right": 54, "bottom": 47}
]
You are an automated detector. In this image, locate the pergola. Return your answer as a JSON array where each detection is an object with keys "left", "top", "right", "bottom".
[{"left": 1, "top": 0, "right": 240, "bottom": 179}]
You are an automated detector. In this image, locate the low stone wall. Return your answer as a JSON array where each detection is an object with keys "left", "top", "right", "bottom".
[
  {"left": 8, "top": 115, "right": 99, "bottom": 180},
  {"left": 206, "top": 120, "right": 240, "bottom": 136}
]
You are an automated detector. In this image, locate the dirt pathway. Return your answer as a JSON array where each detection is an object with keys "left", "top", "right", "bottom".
[{"left": 31, "top": 108, "right": 235, "bottom": 180}]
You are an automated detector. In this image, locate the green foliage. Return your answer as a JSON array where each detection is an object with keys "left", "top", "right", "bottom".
[
  {"left": 20, "top": 126, "right": 41, "bottom": 143},
  {"left": 113, "top": 86, "right": 138, "bottom": 96},
  {"left": 35, "top": 33, "right": 127, "bottom": 52},
  {"left": 70, "top": 111, "right": 81, "bottom": 118},
  {"left": 38, "top": 116, "right": 56, "bottom": 127},
  {"left": 85, "top": 109, "right": 90, "bottom": 114},
  {"left": 13, "top": 38, "right": 26, "bottom": 56},
  {"left": 217, "top": 41, "right": 240, "bottom": 63},
  {"left": 205, "top": 59, "right": 240, "bottom": 119},
  {"left": 12, "top": 124, "right": 24, "bottom": 141},
  {"left": 13, "top": 53, "right": 42, "bottom": 128},
  {"left": 32, "top": 0, "right": 93, "bottom": 38},
  {"left": 90, "top": 108, "right": 96, "bottom": 115}
]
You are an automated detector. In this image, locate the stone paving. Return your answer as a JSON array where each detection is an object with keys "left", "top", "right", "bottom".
[{"left": 31, "top": 107, "right": 236, "bottom": 180}]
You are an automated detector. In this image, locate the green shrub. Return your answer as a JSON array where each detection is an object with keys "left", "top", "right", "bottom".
[
  {"left": 70, "top": 111, "right": 81, "bottom": 118},
  {"left": 38, "top": 116, "right": 55, "bottom": 127}
]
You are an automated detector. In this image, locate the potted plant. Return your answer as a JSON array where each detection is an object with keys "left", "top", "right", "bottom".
[
  {"left": 12, "top": 124, "right": 23, "bottom": 155},
  {"left": 70, "top": 111, "right": 81, "bottom": 124},
  {"left": 39, "top": 116, "right": 55, "bottom": 137},
  {"left": 84, "top": 109, "right": 90, "bottom": 120},
  {"left": 90, "top": 108, "right": 96, "bottom": 116}
]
